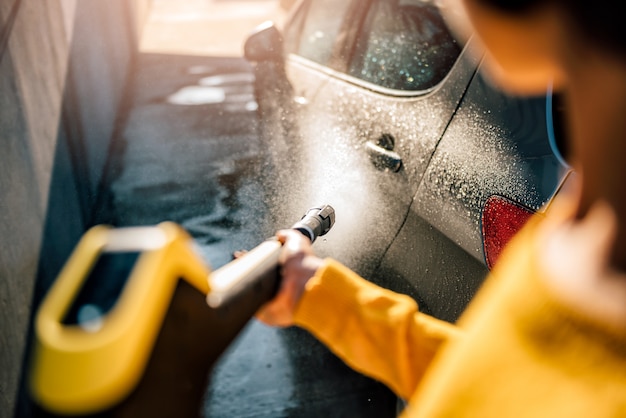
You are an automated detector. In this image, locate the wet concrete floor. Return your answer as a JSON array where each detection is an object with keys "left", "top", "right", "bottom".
[{"left": 100, "top": 52, "right": 397, "bottom": 417}]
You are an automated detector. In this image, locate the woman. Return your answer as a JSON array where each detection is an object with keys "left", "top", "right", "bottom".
[{"left": 257, "top": 0, "right": 626, "bottom": 415}]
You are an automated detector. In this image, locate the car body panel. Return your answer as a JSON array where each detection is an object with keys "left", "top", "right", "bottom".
[
  {"left": 376, "top": 206, "right": 488, "bottom": 322},
  {"left": 377, "top": 66, "right": 569, "bottom": 322},
  {"left": 415, "top": 67, "right": 567, "bottom": 262}
]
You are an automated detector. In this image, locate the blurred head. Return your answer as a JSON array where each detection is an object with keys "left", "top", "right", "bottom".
[{"left": 442, "top": 0, "right": 626, "bottom": 95}]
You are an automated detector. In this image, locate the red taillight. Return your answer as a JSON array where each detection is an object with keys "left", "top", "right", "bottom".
[{"left": 481, "top": 195, "right": 535, "bottom": 270}]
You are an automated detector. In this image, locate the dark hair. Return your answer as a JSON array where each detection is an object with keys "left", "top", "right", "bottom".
[{"left": 477, "top": 0, "right": 626, "bottom": 60}]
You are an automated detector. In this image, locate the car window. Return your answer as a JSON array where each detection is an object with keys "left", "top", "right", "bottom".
[
  {"left": 293, "top": 0, "right": 353, "bottom": 66},
  {"left": 348, "top": 0, "right": 462, "bottom": 91}
]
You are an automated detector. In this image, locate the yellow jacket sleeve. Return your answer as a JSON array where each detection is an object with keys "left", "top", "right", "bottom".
[{"left": 293, "top": 259, "right": 461, "bottom": 400}]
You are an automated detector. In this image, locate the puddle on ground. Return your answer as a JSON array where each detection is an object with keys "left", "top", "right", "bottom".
[
  {"left": 199, "top": 72, "right": 255, "bottom": 86},
  {"left": 167, "top": 72, "right": 257, "bottom": 111},
  {"left": 167, "top": 86, "right": 226, "bottom": 105}
]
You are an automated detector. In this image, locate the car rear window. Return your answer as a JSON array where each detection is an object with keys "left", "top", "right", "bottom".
[{"left": 348, "top": 0, "right": 462, "bottom": 91}]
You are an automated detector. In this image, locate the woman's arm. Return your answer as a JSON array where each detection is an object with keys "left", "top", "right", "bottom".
[{"left": 256, "top": 230, "right": 461, "bottom": 399}]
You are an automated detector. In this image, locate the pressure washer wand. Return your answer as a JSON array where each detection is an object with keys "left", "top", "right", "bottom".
[
  {"left": 25, "top": 205, "right": 335, "bottom": 417},
  {"left": 206, "top": 204, "right": 335, "bottom": 315}
]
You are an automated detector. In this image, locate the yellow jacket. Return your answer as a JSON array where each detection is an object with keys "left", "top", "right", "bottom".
[{"left": 293, "top": 216, "right": 626, "bottom": 416}]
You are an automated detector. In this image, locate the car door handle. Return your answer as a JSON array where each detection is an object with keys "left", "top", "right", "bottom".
[{"left": 365, "top": 139, "right": 402, "bottom": 172}]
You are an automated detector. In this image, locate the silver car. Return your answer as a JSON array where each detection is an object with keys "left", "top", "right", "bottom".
[{"left": 245, "top": 0, "right": 571, "bottom": 322}]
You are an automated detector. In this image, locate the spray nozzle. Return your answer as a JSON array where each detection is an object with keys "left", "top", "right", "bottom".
[{"left": 291, "top": 204, "right": 335, "bottom": 243}]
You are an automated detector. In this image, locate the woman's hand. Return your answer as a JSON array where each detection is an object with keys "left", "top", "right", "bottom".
[{"left": 255, "top": 229, "right": 325, "bottom": 327}]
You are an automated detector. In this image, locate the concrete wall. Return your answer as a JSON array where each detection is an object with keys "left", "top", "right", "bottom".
[{"left": 0, "top": 1, "right": 150, "bottom": 416}]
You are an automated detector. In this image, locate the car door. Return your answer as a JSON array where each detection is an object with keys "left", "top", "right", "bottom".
[{"left": 279, "top": 0, "right": 481, "bottom": 280}]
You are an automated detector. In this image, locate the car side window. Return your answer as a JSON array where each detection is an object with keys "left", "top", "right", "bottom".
[
  {"left": 292, "top": 0, "right": 352, "bottom": 66},
  {"left": 348, "top": 0, "right": 462, "bottom": 91}
]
